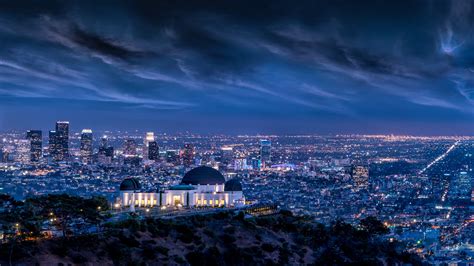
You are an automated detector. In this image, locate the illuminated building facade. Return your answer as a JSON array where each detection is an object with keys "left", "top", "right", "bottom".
[
  {"left": 80, "top": 129, "right": 93, "bottom": 164},
  {"left": 259, "top": 139, "right": 271, "bottom": 168},
  {"left": 118, "top": 166, "right": 245, "bottom": 208},
  {"left": 148, "top": 141, "right": 159, "bottom": 161},
  {"left": 26, "top": 130, "right": 42, "bottom": 162},
  {"left": 49, "top": 121, "right": 69, "bottom": 161},
  {"left": 98, "top": 135, "right": 114, "bottom": 164},
  {"left": 220, "top": 146, "right": 234, "bottom": 165},
  {"left": 48, "top": 130, "right": 58, "bottom": 161},
  {"left": 55, "top": 121, "right": 69, "bottom": 161},
  {"left": 143, "top": 132, "right": 155, "bottom": 160},
  {"left": 15, "top": 139, "right": 31, "bottom": 164},
  {"left": 123, "top": 139, "right": 137, "bottom": 157},
  {"left": 181, "top": 143, "right": 195, "bottom": 167}
]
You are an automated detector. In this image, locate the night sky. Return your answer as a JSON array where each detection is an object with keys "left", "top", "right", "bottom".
[{"left": 1, "top": 0, "right": 474, "bottom": 134}]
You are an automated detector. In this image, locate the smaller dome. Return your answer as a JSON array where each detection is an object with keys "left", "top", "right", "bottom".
[
  {"left": 120, "top": 178, "right": 141, "bottom": 191},
  {"left": 224, "top": 179, "right": 242, "bottom": 191}
]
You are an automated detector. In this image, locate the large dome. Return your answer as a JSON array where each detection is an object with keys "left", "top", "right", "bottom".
[
  {"left": 181, "top": 166, "right": 225, "bottom": 185},
  {"left": 120, "top": 178, "right": 141, "bottom": 191},
  {"left": 224, "top": 179, "right": 242, "bottom": 191}
]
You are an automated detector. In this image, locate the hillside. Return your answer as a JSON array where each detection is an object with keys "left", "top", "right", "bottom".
[{"left": 0, "top": 210, "right": 421, "bottom": 265}]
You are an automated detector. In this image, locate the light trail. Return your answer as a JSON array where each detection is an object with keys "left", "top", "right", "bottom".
[{"left": 419, "top": 140, "right": 460, "bottom": 175}]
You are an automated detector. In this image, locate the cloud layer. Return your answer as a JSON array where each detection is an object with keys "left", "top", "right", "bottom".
[{"left": 1, "top": 0, "right": 474, "bottom": 133}]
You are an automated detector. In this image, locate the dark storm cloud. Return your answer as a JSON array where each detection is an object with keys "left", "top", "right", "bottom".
[
  {"left": 1, "top": 0, "right": 474, "bottom": 133},
  {"left": 69, "top": 25, "right": 152, "bottom": 61}
]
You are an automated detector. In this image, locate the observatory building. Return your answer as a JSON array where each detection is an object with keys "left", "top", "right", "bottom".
[{"left": 118, "top": 166, "right": 245, "bottom": 209}]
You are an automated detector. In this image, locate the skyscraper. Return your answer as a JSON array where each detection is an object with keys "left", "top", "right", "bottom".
[
  {"left": 456, "top": 171, "right": 471, "bottom": 200},
  {"left": 100, "top": 135, "right": 108, "bottom": 149},
  {"left": 143, "top": 132, "right": 155, "bottom": 160},
  {"left": 54, "top": 121, "right": 69, "bottom": 161},
  {"left": 123, "top": 139, "right": 137, "bottom": 157},
  {"left": 80, "top": 129, "right": 93, "bottom": 164},
  {"left": 26, "top": 130, "right": 42, "bottom": 162},
  {"left": 98, "top": 135, "right": 114, "bottom": 164},
  {"left": 49, "top": 130, "right": 58, "bottom": 161},
  {"left": 148, "top": 141, "right": 159, "bottom": 161},
  {"left": 220, "top": 146, "right": 234, "bottom": 165},
  {"left": 16, "top": 139, "right": 31, "bottom": 164},
  {"left": 181, "top": 143, "right": 195, "bottom": 167},
  {"left": 259, "top": 139, "right": 271, "bottom": 168}
]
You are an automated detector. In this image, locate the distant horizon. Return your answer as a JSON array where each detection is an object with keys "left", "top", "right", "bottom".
[{"left": 1, "top": 124, "right": 474, "bottom": 138}]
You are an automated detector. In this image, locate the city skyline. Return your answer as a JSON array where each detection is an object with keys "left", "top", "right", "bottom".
[
  {"left": 0, "top": 122, "right": 472, "bottom": 263},
  {"left": 2, "top": 1, "right": 474, "bottom": 134}
]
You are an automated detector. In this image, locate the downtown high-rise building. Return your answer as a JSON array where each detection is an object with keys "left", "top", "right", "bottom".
[
  {"left": 181, "top": 143, "right": 195, "bottom": 167},
  {"left": 123, "top": 139, "right": 139, "bottom": 166},
  {"left": 143, "top": 132, "right": 155, "bottom": 160},
  {"left": 50, "top": 121, "right": 69, "bottom": 161},
  {"left": 48, "top": 130, "right": 61, "bottom": 161},
  {"left": 123, "top": 139, "right": 138, "bottom": 157},
  {"left": 259, "top": 139, "right": 271, "bottom": 168},
  {"left": 98, "top": 135, "right": 114, "bottom": 164},
  {"left": 80, "top": 129, "right": 93, "bottom": 164},
  {"left": 15, "top": 139, "right": 31, "bottom": 164},
  {"left": 148, "top": 141, "right": 159, "bottom": 161},
  {"left": 26, "top": 130, "right": 42, "bottom": 162},
  {"left": 220, "top": 146, "right": 234, "bottom": 165}
]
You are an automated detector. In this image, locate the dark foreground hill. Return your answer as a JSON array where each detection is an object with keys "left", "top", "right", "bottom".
[{"left": 0, "top": 210, "right": 421, "bottom": 265}]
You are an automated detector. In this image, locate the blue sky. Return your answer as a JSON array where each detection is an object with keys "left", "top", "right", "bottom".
[{"left": 1, "top": 0, "right": 474, "bottom": 134}]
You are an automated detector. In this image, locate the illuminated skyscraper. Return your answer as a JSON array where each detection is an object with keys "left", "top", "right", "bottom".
[
  {"left": 54, "top": 121, "right": 69, "bottom": 161},
  {"left": 456, "top": 171, "right": 471, "bottom": 200},
  {"left": 16, "top": 139, "right": 31, "bottom": 164},
  {"left": 220, "top": 146, "right": 234, "bottom": 165},
  {"left": 98, "top": 135, "right": 114, "bottom": 164},
  {"left": 249, "top": 156, "right": 261, "bottom": 170},
  {"left": 259, "top": 139, "right": 271, "bottom": 168},
  {"left": 123, "top": 139, "right": 137, "bottom": 157},
  {"left": 100, "top": 135, "right": 108, "bottom": 148},
  {"left": 49, "top": 130, "right": 59, "bottom": 161},
  {"left": 148, "top": 141, "right": 159, "bottom": 161},
  {"left": 181, "top": 143, "right": 195, "bottom": 167},
  {"left": 80, "top": 129, "right": 93, "bottom": 164},
  {"left": 352, "top": 165, "right": 369, "bottom": 189},
  {"left": 26, "top": 130, "right": 42, "bottom": 162},
  {"left": 143, "top": 132, "right": 155, "bottom": 160}
]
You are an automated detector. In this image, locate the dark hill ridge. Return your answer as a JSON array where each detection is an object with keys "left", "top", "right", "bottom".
[{"left": 0, "top": 210, "right": 421, "bottom": 265}]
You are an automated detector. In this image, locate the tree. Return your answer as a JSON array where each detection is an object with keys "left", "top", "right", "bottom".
[{"left": 359, "top": 216, "right": 389, "bottom": 236}]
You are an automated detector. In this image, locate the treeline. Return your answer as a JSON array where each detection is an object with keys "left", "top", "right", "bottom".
[{"left": 0, "top": 193, "right": 109, "bottom": 239}]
